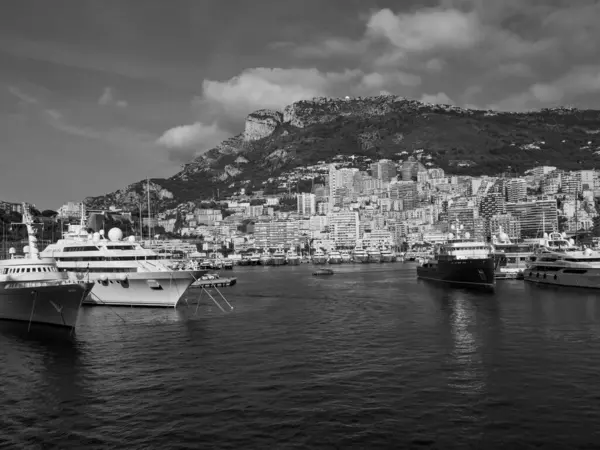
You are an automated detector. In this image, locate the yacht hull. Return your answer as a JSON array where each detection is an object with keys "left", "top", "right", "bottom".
[
  {"left": 312, "top": 257, "right": 328, "bottom": 265},
  {"left": 286, "top": 258, "right": 300, "bottom": 266},
  {"left": 353, "top": 256, "right": 369, "bottom": 263},
  {"left": 71, "top": 270, "right": 205, "bottom": 307},
  {"left": 0, "top": 282, "right": 93, "bottom": 328},
  {"left": 417, "top": 258, "right": 495, "bottom": 290},
  {"left": 381, "top": 255, "right": 394, "bottom": 263},
  {"left": 523, "top": 267, "right": 600, "bottom": 288},
  {"left": 272, "top": 258, "right": 286, "bottom": 266},
  {"left": 328, "top": 257, "right": 342, "bottom": 264}
]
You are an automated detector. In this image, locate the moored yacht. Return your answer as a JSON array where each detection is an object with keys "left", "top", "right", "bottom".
[
  {"left": 340, "top": 250, "right": 352, "bottom": 263},
  {"left": 523, "top": 231, "right": 600, "bottom": 288},
  {"left": 328, "top": 250, "right": 343, "bottom": 264},
  {"left": 249, "top": 252, "right": 261, "bottom": 266},
  {"left": 380, "top": 247, "right": 394, "bottom": 262},
  {"left": 312, "top": 248, "right": 328, "bottom": 265},
  {"left": 285, "top": 249, "right": 301, "bottom": 265},
  {"left": 352, "top": 247, "right": 369, "bottom": 263},
  {"left": 0, "top": 205, "right": 94, "bottom": 328},
  {"left": 367, "top": 247, "right": 382, "bottom": 263},
  {"left": 259, "top": 251, "right": 273, "bottom": 266},
  {"left": 417, "top": 222, "right": 495, "bottom": 290},
  {"left": 272, "top": 247, "right": 286, "bottom": 266},
  {"left": 41, "top": 225, "right": 206, "bottom": 308}
]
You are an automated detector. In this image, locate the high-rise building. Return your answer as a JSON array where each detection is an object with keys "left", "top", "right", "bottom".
[
  {"left": 370, "top": 159, "right": 397, "bottom": 182},
  {"left": 327, "top": 211, "right": 359, "bottom": 248},
  {"left": 297, "top": 193, "right": 316, "bottom": 216},
  {"left": 505, "top": 199, "right": 558, "bottom": 237},
  {"left": 390, "top": 182, "right": 418, "bottom": 210},
  {"left": 328, "top": 165, "right": 358, "bottom": 196},
  {"left": 506, "top": 179, "right": 527, "bottom": 203}
]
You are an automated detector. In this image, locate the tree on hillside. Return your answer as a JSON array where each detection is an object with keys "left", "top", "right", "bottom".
[{"left": 41, "top": 210, "right": 58, "bottom": 218}]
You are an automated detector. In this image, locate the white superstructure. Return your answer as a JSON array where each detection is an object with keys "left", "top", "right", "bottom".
[
  {"left": 0, "top": 204, "right": 93, "bottom": 328},
  {"left": 40, "top": 224, "right": 205, "bottom": 307}
]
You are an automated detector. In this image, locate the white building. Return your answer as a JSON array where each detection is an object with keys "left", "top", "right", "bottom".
[
  {"left": 327, "top": 211, "right": 359, "bottom": 248},
  {"left": 297, "top": 193, "right": 316, "bottom": 216}
]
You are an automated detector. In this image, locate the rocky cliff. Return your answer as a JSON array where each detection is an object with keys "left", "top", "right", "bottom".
[{"left": 85, "top": 95, "right": 600, "bottom": 210}]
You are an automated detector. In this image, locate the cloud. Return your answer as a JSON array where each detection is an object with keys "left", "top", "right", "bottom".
[
  {"left": 420, "top": 92, "right": 454, "bottom": 105},
  {"left": 98, "top": 86, "right": 128, "bottom": 108},
  {"left": 156, "top": 122, "right": 231, "bottom": 162},
  {"left": 7, "top": 86, "right": 38, "bottom": 104}
]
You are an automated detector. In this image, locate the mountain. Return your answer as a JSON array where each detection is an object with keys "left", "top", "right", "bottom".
[{"left": 85, "top": 95, "right": 600, "bottom": 210}]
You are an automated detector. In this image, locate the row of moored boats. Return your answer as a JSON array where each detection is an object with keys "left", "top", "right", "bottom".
[
  {"left": 238, "top": 247, "right": 398, "bottom": 265},
  {"left": 416, "top": 220, "right": 600, "bottom": 291},
  {"left": 0, "top": 205, "right": 209, "bottom": 331}
]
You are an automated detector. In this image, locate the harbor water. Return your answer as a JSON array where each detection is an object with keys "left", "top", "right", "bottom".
[{"left": 2, "top": 263, "right": 600, "bottom": 448}]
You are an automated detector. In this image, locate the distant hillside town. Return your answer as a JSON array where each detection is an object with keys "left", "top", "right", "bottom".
[{"left": 5, "top": 152, "right": 597, "bottom": 254}]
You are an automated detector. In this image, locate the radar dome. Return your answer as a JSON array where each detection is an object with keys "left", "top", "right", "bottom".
[
  {"left": 107, "top": 228, "right": 124, "bottom": 242},
  {"left": 23, "top": 245, "right": 30, "bottom": 253},
  {"left": 584, "top": 248, "right": 593, "bottom": 256},
  {"left": 447, "top": 232, "right": 455, "bottom": 239},
  {"left": 569, "top": 238, "right": 575, "bottom": 245},
  {"left": 99, "top": 229, "right": 105, "bottom": 236},
  {"left": 8, "top": 247, "right": 15, "bottom": 255},
  {"left": 128, "top": 235, "right": 136, "bottom": 243},
  {"left": 92, "top": 232, "right": 101, "bottom": 242},
  {"left": 464, "top": 232, "right": 471, "bottom": 239},
  {"left": 498, "top": 232, "right": 509, "bottom": 241}
]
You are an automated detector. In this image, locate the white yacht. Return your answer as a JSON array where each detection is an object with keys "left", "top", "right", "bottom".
[
  {"left": 272, "top": 247, "right": 286, "bottom": 266},
  {"left": 312, "top": 248, "right": 328, "bottom": 265},
  {"left": 41, "top": 224, "right": 206, "bottom": 308},
  {"left": 523, "top": 231, "right": 600, "bottom": 288},
  {"left": 352, "top": 247, "right": 369, "bottom": 263},
  {"left": 285, "top": 249, "right": 300, "bottom": 266},
  {"left": 340, "top": 250, "right": 352, "bottom": 263},
  {"left": 380, "top": 247, "right": 394, "bottom": 263},
  {"left": 367, "top": 247, "right": 382, "bottom": 263},
  {"left": 0, "top": 206, "right": 94, "bottom": 329},
  {"left": 492, "top": 230, "right": 534, "bottom": 279},
  {"left": 328, "top": 250, "right": 343, "bottom": 264}
]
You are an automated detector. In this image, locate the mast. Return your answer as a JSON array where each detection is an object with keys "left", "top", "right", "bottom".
[
  {"left": 147, "top": 177, "right": 151, "bottom": 242},
  {"left": 21, "top": 203, "right": 39, "bottom": 260}
]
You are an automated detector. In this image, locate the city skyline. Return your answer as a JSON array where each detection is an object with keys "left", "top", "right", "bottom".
[{"left": 1, "top": 0, "right": 599, "bottom": 208}]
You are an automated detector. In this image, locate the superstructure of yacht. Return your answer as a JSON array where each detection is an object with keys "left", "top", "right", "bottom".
[
  {"left": 40, "top": 223, "right": 206, "bottom": 308},
  {"left": 328, "top": 250, "right": 343, "bottom": 264},
  {"left": 0, "top": 205, "right": 94, "bottom": 328},
  {"left": 492, "top": 230, "right": 535, "bottom": 279}
]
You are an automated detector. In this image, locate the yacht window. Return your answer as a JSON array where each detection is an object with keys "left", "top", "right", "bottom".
[{"left": 64, "top": 246, "right": 100, "bottom": 252}]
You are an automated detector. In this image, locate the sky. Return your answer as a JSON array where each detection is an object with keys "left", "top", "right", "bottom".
[{"left": 1, "top": 0, "right": 599, "bottom": 209}]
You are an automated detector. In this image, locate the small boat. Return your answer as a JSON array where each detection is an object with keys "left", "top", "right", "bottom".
[
  {"left": 313, "top": 268, "right": 334, "bottom": 276},
  {"left": 191, "top": 274, "right": 237, "bottom": 288}
]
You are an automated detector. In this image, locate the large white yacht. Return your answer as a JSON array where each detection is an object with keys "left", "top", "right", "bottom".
[
  {"left": 367, "top": 247, "right": 382, "bottom": 263},
  {"left": 285, "top": 249, "right": 300, "bottom": 265},
  {"left": 352, "top": 247, "right": 369, "bottom": 263},
  {"left": 40, "top": 224, "right": 206, "bottom": 308},
  {"left": 523, "top": 231, "right": 600, "bottom": 288},
  {"left": 0, "top": 206, "right": 94, "bottom": 329}
]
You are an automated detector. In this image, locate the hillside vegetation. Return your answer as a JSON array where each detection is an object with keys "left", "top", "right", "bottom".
[{"left": 85, "top": 96, "right": 600, "bottom": 209}]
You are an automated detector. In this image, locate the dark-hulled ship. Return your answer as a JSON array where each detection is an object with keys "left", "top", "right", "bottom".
[{"left": 416, "top": 222, "right": 495, "bottom": 290}]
